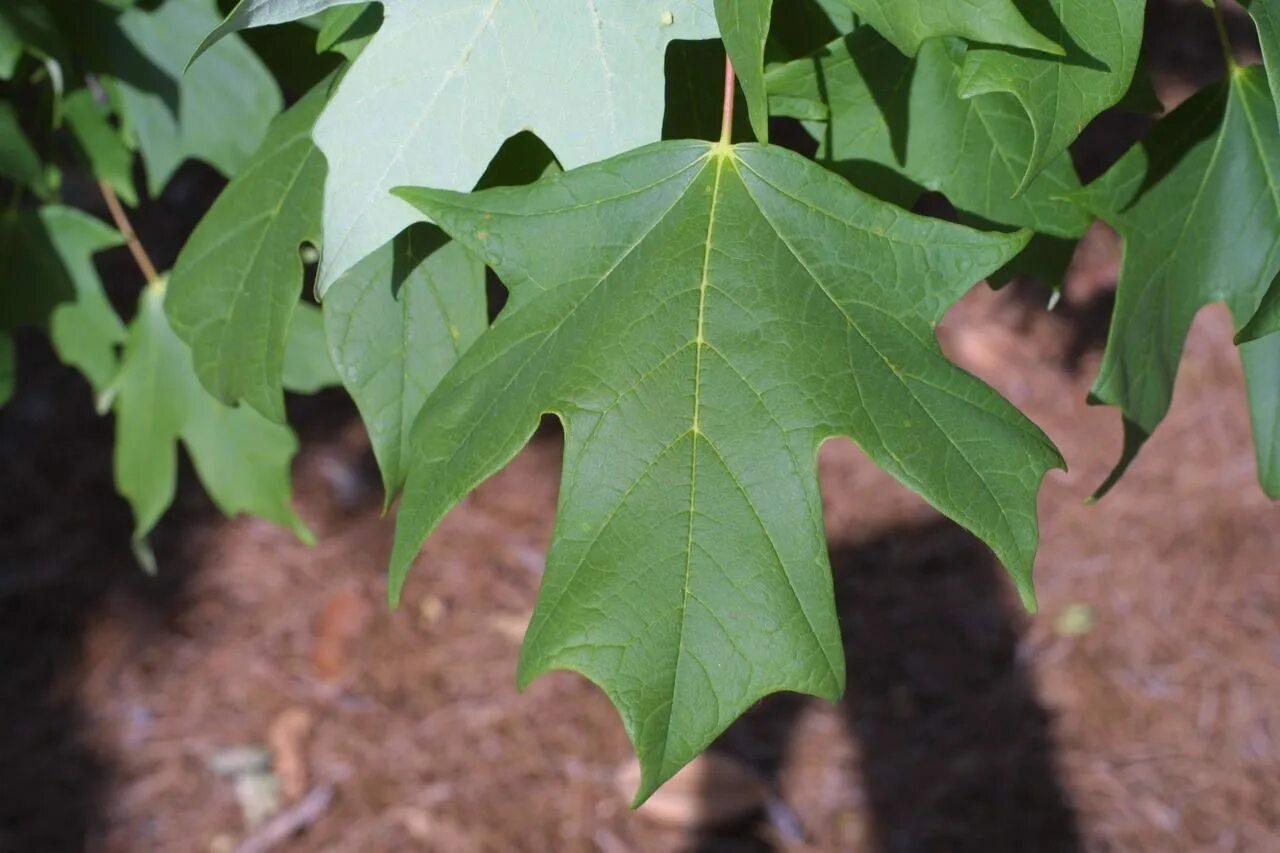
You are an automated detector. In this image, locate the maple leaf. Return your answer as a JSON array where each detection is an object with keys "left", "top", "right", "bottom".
[
  {"left": 110, "top": 284, "right": 311, "bottom": 569},
  {"left": 1246, "top": 0, "right": 1280, "bottom": 128},
  {"left": 309, "top": 0, "right": 718, "bottom": 293},
  {"left": 766, "top": 31, "right": 1090, "bottom": 238},
  {"left": 390, "top": 141, "right": 1062, "bottom": 799},
  {"left": 103, "top": 0, "right": 282, "bottom": 196},
  {"left": 1075, "top": 66, "right": 1280, "bottom": 498},
  {"left": 166, "top": 78, "right": 330, "bottom": 424},
  {"left": 958, "top": 0, "right": 1146, "bottom": 192},
  {"left": 323, "top": 224, "right": 486, "bottom": 498},
  {"left": 837, "top": 0, "right": 1063, "bottom": 57}
]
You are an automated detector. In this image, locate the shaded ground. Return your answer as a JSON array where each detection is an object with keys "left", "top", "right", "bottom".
[{"left": 2, "top": 2, "right": 1278, "bottom": 850}]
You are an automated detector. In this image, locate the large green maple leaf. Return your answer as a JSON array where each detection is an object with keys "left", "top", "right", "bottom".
[
  {"left": 1076, "top": 66, "right": 1280, "bottom": 498},
  {"left": 958, "top": 0, "right": 1146, "bottom": 192},
  {"left": 837, "top": 0, "right": 1062, "bottom": 57},
  {"left": 766, "top": 31, "right": 1091, "bottom": 238},
  {"left": 309, "top": 0, "right": 718, "bottom": 293},
  {"left": 390, "top": 141, "right": 1062, "bottom": 799}
]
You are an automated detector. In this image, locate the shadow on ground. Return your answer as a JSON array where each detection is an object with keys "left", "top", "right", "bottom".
[{"left": 696, "top": 520, "right": 1083, "bottom": 853}]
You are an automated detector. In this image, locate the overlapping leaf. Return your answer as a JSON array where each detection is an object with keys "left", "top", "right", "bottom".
[
  {"left": 959, "top": 0, "right": 1146, "bottom": 191},
  {"left": 44, "top": 208, "right": 127, "bottom": 396},
  {"left": 64, "top": 90, "right": 138, "bottom": 208},
  {"left": 0, "top": 102, "right": 49, "bottom": 198},
  {"left": 767, "top": 32, "right": 1091, "bottom": 238},
  {"left": 324, "top": 225, "right": 486, "bottom": 498},
  {"left": 1074, "top": 67, "right": 1280, "bottom": 497},
  {"left": 106, "top": 0, "right": 281, "bottom": 196},
  {"left": 1246, "top": 0, "right": 1280, "bottom": 126},
  {"left": 838, "top": 0, "right": 1062, "bottom": 57},
  {"left": 0, "top": 0, "right": 67, "bottom": 79},
  {"left": 166, "top": 78, "right": 330, "bottom": 423},
  {"left": 389, "top": 141, "right": 1062, "bottom": 799},
  {"left": 307, "top": 0, "right": 718, "bottom": 292},
  {"left": 110, "top": 284, "right": 310, "bottom": 568}
]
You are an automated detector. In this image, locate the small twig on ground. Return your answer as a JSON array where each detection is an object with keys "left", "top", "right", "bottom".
[{"left": 235, "top": 784, "right": 336, "bottom": 853}]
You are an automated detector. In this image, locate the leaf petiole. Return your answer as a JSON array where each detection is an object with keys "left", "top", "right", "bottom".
[{"left": 720, "top": 56, "right": 736, "bottom": 146}]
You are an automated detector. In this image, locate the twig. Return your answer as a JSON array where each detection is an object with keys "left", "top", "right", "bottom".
[
  {"left": 235, "top": 784, "right": 335, "bottom": 853},
  {"left": 720, "top": 56, "right": 736, "bottom": 146},
  {"left": 97, "top": 178, "right": 161, "bottom": 286}
]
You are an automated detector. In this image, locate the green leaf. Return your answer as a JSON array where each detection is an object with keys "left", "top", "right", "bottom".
[
  {"left": 283, "top": 302, "right": 340, "bottom": 394},
  {"left": 1075, "top": 68, "right": 1280, "bottom": 497},
  {"left": 1246, "top": 0, "right": 1280, "bottom": 128},
  {"left": 0, "top": 332, "right": 14, "bottom": 407},
  {"left": 1242, "top": 331, "right": 1280, "bottom": 498},
  {"left": 323, "top": 224, "right": 486, "bottom": 498},
  {"left": 0, "top": 101, "right": 51, "bottom": 198},
  {"left": 1240, "top": 275, "right": 1280, "bottom": 342},
  {"left": 192, "top": 0, "right": 364, "bottom": 63},
  {"left": 958, "top": 0, "right": 1147, "bottom": 192},
  {"left": 766, "top": 32, "right": 1091, "bottom": 237},
  {"left": 64, "top": 89, "right": 138, "bottom": 208},
  {"left": 111, "top": 284, "right": 309, "bottom": 568},
  {"left": 310, "top": 0, "right": 718, "bottom": 293},
  {"left": 314, "top": 3, "right": 379, "bottom": 60},
  {"left": 166, "top": 77, "right": 329, "bottom": 423},
  {"left": 715, "top": 0, "right": 772, "bottom": 143},
  {"left": 44, "top": 207, "right": 127, "bottom": 396},
  {"left": 838, "top": 0, "right": 1063, "bottom": 57},
  {"left": 0, "top": 208, "right": 76, "bottom": 333},
  {"left": 390, "top": 141, "right": 1062, "bottom": 799},
  {"left": 0, "top": 0, "right": 67, "bottom": 78},
  {"left": 109, "top": 0, "right": 282, "bottom": 196}
]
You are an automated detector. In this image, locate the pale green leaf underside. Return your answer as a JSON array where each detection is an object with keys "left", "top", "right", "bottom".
[
  {"left": 715, "top": 0, "right": 772, "bottom": 143},
  {"left": 959, "top": 0, "right": 1146, "bottom": 192},
  {"left": 1077, "top": 68, "right": 1280, "bottom": 497},
  {"left": 838, "top": 0, "right": 1063, "bottom": 57},
  {"left": 167, "top": 78, "right": 329, "bottom": 423},
  {"left": 324, "top": 224, "right": 486, "bottom": 498},
  {"left": 113, "top": 286, "right": 309, "bottom": 564},
  {"left": 312, "top": 0, "right": 718, "bottom": 294},
  {"left": 111, "top": 0, "right": 281, "bottom": 197},
  {"left": 389, "top": 141, "right": 1061, "bottom": 801},
  {"left": 766, "top": 32, "right": 1090, "bottom": 238}
]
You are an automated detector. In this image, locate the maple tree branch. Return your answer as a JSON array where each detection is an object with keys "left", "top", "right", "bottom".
[
  {"left": 720, "top": 55, "right": 736, "bottom": 146},
  {"left": 97, "top": 179, "right": 162, "bottom": 286}
]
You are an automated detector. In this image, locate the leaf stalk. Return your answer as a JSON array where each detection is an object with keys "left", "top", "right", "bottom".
[
  {"left": 720, "top": 56, "right": 736, "bottom": 146},
  {"left": 97, "top": 178, "right": 161, "bottom": 286}
]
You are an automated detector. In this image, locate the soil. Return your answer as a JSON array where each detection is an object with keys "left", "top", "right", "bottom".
[{"left": 1, "top": 2, "right": 1277, "bottom": 851}]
